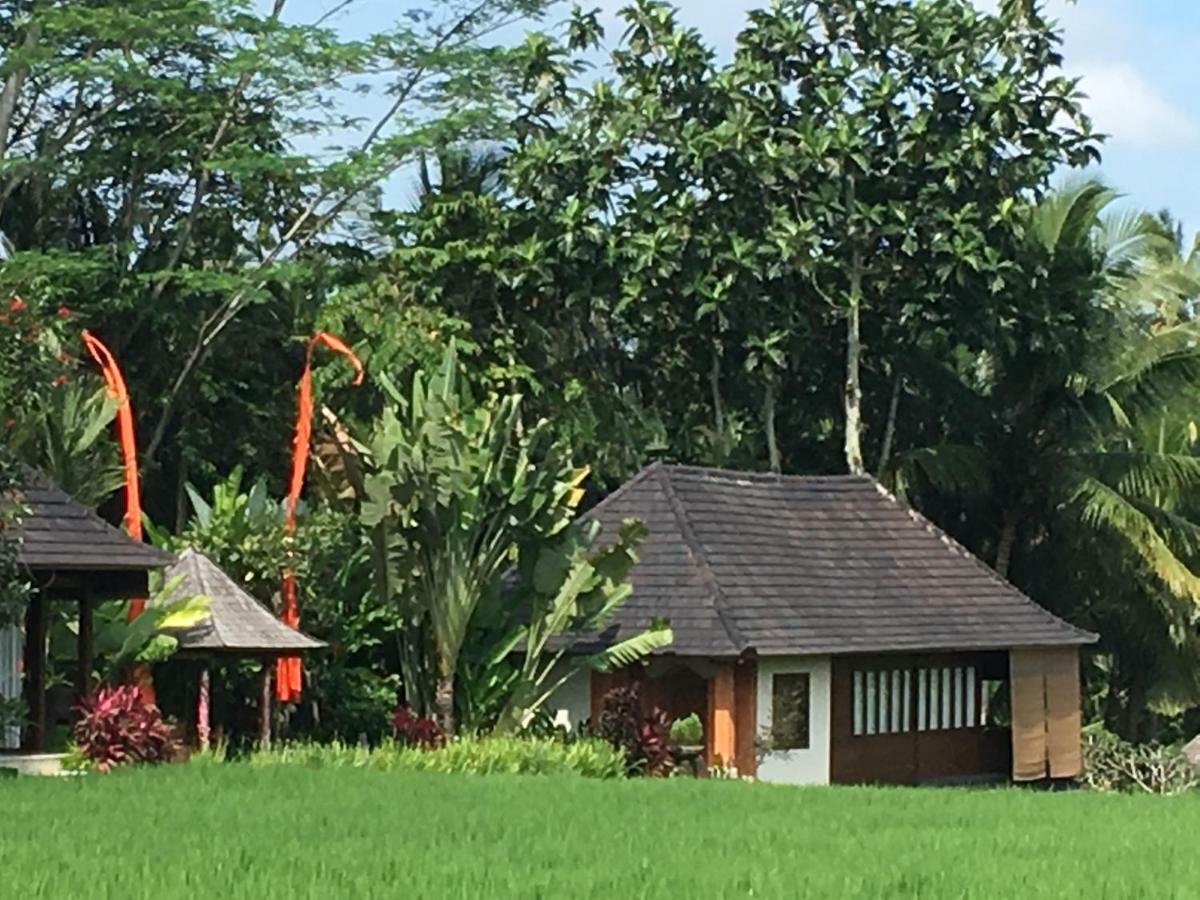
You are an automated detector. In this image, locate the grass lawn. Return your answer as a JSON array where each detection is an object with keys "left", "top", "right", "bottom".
[{"left": 3, "top": 765, "right": 1197, "bottom": 898}]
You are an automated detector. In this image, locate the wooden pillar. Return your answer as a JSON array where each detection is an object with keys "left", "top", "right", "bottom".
[
  {"left": 258, "top": 663, "right": 272, "bottom": 749},
  {"left": 77, "top": 595, "right": 94, "bottom": 702},
  {"left": 707, "top": 661, "right": 737, "bottom": 770},
  {"left": 21, "top": 593, "right": 46, "bottom": 752},
  {"left": 733, "top": 658, "right": 758, "bottom": 778},
  {"left": 196, "top": 666, "right": 211, "bottom": 750}
]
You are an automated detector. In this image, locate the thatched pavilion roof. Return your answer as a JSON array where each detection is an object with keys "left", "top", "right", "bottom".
[
  {"left": 164, "top": 548, "right": 325, "bottom": 656},
  {"left": 13, "top": 468, "right": 172, "bottom": 597}
]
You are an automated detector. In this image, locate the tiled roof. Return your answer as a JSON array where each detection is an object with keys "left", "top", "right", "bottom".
[
  {"left": 583, "top": 464, "right": 1096, "bottom": 657},
  {"left": 13, "top": 468, "right": 173, "bottom": 572},
  {"left": 165, "top": 548, "right": 325, "bottom": 655}
]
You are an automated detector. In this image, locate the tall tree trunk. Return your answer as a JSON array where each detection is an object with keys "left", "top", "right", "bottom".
[
  {"left": 764, "top": 379, "right": 780, "bottom": 473},
  {"left": 844, "top": 245, "right": 865, "bottom": 476},
  {"left": 875, "top": 368, "right": 902, "bottom": 477},
  {"left": 994, "top": 507, "right": 1020, "bottom": 578},
  {"left": 710, "top": 349, "right": 725, "bottom": 438},
  {"left": 0, "top": 23, "right": 40, "bottom": 162},
  {"left": 434, "top": 670, "right": 455, "bottom": 735}
]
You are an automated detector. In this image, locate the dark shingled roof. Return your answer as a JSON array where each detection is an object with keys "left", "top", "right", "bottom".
[
  {"left": 583, "top": 464, "right": 1096, "bottom": 657},
  {"left": 165, "top": 548, "right": 325, "bottom": 655},
  {"left": 14, "top": 468, "right": 173, "bottom": 572}
]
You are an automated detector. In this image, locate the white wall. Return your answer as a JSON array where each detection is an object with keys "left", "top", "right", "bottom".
[
  {"left": 545, "top": 665, "right": 591, "bottom": 733},
  {"left": 756, "top": 655, "right": 831, "bottom": 785}
]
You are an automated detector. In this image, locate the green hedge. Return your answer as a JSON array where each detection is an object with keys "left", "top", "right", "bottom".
[{"left": 245, "top": 735, "right": 626, "bottom": 779}]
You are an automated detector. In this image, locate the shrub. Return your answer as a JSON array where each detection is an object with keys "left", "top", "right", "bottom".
[
  {"left": 591, "top": 686, "right": 673, "bottom": 777},
  {"left": 392, "top": 704, "right": 445, "bottom": 748},
  {"left": 669, "top": 713, "right": 703, "bottom": 747},
  {"left": 1082, "top": 728, "right": 1198, "bottom": 795},
  {"left": 72, "top": 685, "right": 181, "bottom": 772},
  {"left": 248, "top": 735, "right": 626, "bottom": 779}
]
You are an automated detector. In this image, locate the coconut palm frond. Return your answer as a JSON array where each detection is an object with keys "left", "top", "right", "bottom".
[
  {"left": 890, "top": 444, "right": 993, "bottom": 498},
  {"left": 1028, "top": 178, "right": 1117, "bottom": 254},
  {"left": 1077, "top": 452, "right": 1200, "bottom": 504},
  {"left": 1072, "top": 477, "right": 1200, "bottom": 604}
]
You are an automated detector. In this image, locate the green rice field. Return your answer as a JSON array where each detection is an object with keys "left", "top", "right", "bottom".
[{"left": 2, "top": 765, "right": 1197, "bottom": 898}]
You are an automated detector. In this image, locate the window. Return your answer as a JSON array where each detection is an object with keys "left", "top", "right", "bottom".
[
  {"left": 855, "top": 664, "right": 981, "bottom": 736},
  {"left": 772, "top": 673, "right": 811, "bottom": 750}
]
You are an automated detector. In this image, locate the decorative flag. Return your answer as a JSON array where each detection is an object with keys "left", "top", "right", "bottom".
[
  {"left": 81, "top": 331, "right": 144, "bottom": 616},
  {"left": 275, "top": 332, "right": 363, "bottom": 703},
  {"left": 82, "top": 330, "right": 154, "bottom": 704}
]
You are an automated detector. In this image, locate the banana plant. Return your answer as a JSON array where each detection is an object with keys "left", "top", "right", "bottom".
[
  {"left": 7, "top": 382, "right": 122, "bottom": 508},
  {"left": 71, "top": 575, "right": 212, "bottom": 681},
  {"left": 492, "top": 517, "right": 673, "bottom": 734},
  {"left": 359, "top": 343, "right": 596, "bottom": 732}
]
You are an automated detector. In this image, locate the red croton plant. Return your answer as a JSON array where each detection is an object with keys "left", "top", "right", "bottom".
[
  {"left": 73, "top": 685, "right": 181, "bottom": 772},
  {"left": 391, "top": 704, "right": 445, "bottom": 749}
]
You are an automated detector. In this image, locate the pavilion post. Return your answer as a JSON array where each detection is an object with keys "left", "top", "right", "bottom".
[
  {"left": 258, "top": 663, "right": 272, "bottom": 749},
  {"left": 197, "top": 666, "right": 211, "bottom": 749},
  {"left": 21, "top": 593, "right": 46, "bottom": 752},
  {"left": 77, "top": 592, "right": 94, "bottom": 703}
]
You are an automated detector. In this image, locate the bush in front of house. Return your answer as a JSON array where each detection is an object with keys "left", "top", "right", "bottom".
[
  {"left": 591, "top": 685, "right": 673, "bottom": 777},
  {"left": 248, "top": 735, "right": 627, "bottom": 779},
  {"left": 71, "top": 685, "right": 181, "bottom": 771},
  {"left": 392, "top": 704, "right": 445, "bottom": 748},
  {"left": 1082, "top": 727, "right": 1198, "bottom": 795}
]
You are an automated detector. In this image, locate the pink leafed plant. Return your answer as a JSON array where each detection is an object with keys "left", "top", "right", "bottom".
[
  {"left": 391, "top": 704, "right": 445, "bottom": 749},
  {"left": 72, "top": 685, "right": 181, "bottom": 772}
]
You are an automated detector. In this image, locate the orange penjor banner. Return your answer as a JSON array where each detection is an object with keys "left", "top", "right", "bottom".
[
  {"left": 82, "top": 331, "right": 145, "bottom": 619},
  {"left": 275, "top": 332, "right": 363, "bottom": 703}
]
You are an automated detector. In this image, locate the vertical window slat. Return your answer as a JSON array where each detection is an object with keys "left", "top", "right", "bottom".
[
  {"left": 952, "top": 668, "right": 962, "bottom": 728},
  {"left": 891, "top": 670, "right": 903, "bottom": 733},
  {"left": 853, "top": 671, "right": 864, "bottom": 736},
  {"left": 917, "top": 669, "right": 928, "bottom": 731},
  {"left": 965, "top": 667, "right": 977, "bottom": 728},
  {"left": 928, "top": 668, "right": 939, "bottom": 729},
  {"left": 941, "top": 668, "right": 952, "bottom": 729},
  {"left": 902, "top": 669, "right": 912, "bottom": 733},
  {"left": 879, "top": 670, "right": 890, "bottom": 734},
  {"left": 865, "top": 671, "right": 877, "bottom": 735}
]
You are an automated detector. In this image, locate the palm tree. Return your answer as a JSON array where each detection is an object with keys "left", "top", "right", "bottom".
[{"left": 891, "top": 179, "right": 1200, "bottom": 590}]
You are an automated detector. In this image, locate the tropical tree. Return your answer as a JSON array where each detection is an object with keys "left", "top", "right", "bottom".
[{"left": 357, "top": 345, "right": 669, "bottom": 732}]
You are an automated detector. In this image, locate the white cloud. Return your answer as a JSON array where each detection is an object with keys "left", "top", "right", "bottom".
[{"left": 1075, "top": 61, "right": 1199, "bottom": 149}]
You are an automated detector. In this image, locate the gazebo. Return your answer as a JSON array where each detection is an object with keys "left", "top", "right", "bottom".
[
  {"left": 4, "top": 468, "right": 173, "bottom": 752},
  {"left": 163, "top": 547, "right": 325, "bottom": 746}
]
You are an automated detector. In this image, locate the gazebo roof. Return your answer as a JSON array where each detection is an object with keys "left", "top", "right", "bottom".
[
  {"left": 164, "top": 547, "right": 325, "bottom": 655},
  {"left": 14, "top": 468, "right": 173, "bottom": 573}
]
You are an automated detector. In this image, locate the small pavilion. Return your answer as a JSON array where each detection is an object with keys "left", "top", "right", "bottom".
[
  {"left": 6, "top": 468, "right": 173, "bottom": 752},
  {"left": 163, "top": 547, "right": 325, "bottom": 746}
]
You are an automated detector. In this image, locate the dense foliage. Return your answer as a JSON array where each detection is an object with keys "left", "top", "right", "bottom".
[
  {"left": 592, "top": 685, "right": 674, "bottom": 777},
  {"left": 7, "top": 766, "right": 1200, "bottom": 897},
  {"left": 5, "top": 0, "right": 1200, "bottom": 748},
  {"left": 248, "top": 735, "right": 626, "bottom": 779}
]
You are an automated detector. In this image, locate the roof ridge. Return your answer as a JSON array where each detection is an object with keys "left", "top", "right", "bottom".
[
  {"left": 187, "top": 549, "right": 229, "bottom": 647},
  {"left": 868, "top": 482, "right": 1097, "bottom": 644},
  {"left": 655, "top": 466, "right": 747, "bottom": 654},
  {"left": 583, "top": 462, "right": 662, "bottom": 520},
  {"left": 659, "top": 463, "right": 870, "bottom": 484}
]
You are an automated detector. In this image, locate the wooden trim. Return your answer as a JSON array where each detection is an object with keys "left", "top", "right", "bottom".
[
  {"left": 733, "top": 658, "right": 757, "bottom": 777},
  {"left": 708, "top": 662, "right": 736, "bottom": 768},
  {"left": 77, "top": 594, "right": 93, "bottom": 702},
  {"left": 258, "top": 665, "right": 272, "bottom": 749}
]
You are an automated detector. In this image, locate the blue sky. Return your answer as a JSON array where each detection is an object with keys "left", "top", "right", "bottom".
[{"left": 288, "top": 0, "right": 1200, "bottom": 236}]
